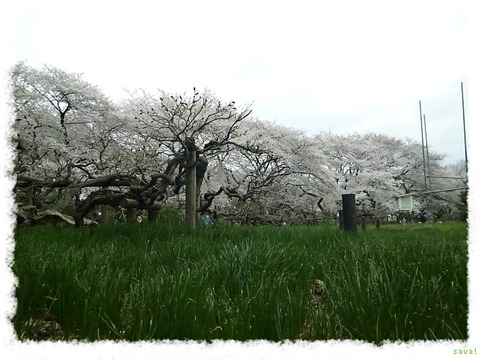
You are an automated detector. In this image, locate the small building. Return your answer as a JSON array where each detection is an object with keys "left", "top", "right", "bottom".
[{"left": 395, "top": 194, "right": 414, "bottom": 211}]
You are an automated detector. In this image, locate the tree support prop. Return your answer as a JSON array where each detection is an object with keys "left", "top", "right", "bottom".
[{"left": 185, "top": 139, "right": 197, "bottom": 229}]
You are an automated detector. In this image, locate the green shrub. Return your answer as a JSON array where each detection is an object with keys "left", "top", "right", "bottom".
[{"left": 156, "top": 205, "right": 184, "bottom": 225}]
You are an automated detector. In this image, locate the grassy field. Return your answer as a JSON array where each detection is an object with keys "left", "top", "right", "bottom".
[{"left": 11, "top": 221, "right": 468, "bottom": 344}]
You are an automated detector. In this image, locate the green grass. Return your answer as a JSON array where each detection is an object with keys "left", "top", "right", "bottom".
[{"left": 11, "top": 221, "right": 468, "bottom": 343}]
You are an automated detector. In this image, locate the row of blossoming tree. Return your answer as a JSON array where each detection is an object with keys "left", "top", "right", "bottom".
[{"left": 11, "top": 63, "right": 467, "bottom": 227}]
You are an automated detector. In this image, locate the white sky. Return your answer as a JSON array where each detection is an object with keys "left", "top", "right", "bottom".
[{"left": 4, "top": 0, "right": 474, "bottom": 164}]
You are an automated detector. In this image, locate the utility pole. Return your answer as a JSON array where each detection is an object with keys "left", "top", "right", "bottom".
[
  {"left": 461, "top": 82, "right": 468, "bottom": 176},
  {"left": 419, "top": 101, "right": 428, "bottom": 190},
  {"left": 419, "top": 101, "right": 432, "bottom": 222},
  {"left": 423, "top": 114, "right": 432, "bottom": 190}
]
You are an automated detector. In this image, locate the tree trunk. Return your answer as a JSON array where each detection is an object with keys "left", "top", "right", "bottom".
[
  {"left": 74, "top": 190, "right": 125, "bottom": 226},
  {"left": 195, "top": 156, "right": 208, "bottom": 224}
]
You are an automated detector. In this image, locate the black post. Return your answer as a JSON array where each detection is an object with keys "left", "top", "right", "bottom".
[{"left": 342, "top": 194, "right": 357, "bottom": 233}]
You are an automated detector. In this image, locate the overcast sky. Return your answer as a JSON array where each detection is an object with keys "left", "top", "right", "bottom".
[
  {"left": 1, "top": 1, "right": 480, "bottom": 357},
  {"left": 4, "top": 0, "right": 474, "bottom": 164}
]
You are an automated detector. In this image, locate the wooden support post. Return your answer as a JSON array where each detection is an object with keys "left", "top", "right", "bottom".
[
  {"left": 100, "top": 205, "right": 108, "bottom": 223},
  {"left": 95, "top": 205, "right": 102, "bottom": 223},
  {"left": 185, "top": 138, "right": 197, "bottom": 229},
  {"left": 376, "top": 219, "right": 381, "bottom": 229},
  {"left": 148, "top": 209, "right": 157, "bottom": 222},
  {"left": 25, "top": 188, "right": 34, "bottom": 206},
  {"left": 338, "top": 210, "right": 344, "bottom": 230},
  {"left": 126, "top": 207, "right": 136, "bottom": 223},
  {"left": 361, "top": 216, "right": 366, "bottom": 230},
  {"left": 342, "top": 194, "right": 357, "bottom": 234},
  {"left": 95, "top": 205, "right": 108, "bottom": 223},
  {"left": 120, "top": 199, "right": 162, "bottom": 224}
]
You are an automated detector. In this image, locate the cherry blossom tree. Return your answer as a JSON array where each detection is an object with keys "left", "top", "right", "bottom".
[
  {"left": 13, "top": 63, "right": 125, "bottom": 223},
  {"left": 198, "top": 120, "right": 336, "bottom": 224},
  {"left": 313, "top": 132, "right": 465, "bottom": 222},
  {"left": 12, "top": 63, "right": 465, "bottom": 227},
  {"left": 12, "top": 64, "right": 261, "bottom": 227}
]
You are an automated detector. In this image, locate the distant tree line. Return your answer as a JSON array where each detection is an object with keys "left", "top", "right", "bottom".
[{"left": 11, "top": 63, "right": 467, "bottom": 226}]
